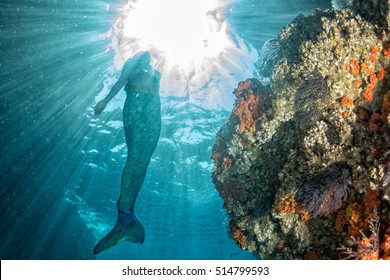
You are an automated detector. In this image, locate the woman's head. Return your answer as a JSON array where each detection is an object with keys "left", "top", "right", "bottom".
[{"left": 135, "top": 51, "right": 151, "bottom": 66}]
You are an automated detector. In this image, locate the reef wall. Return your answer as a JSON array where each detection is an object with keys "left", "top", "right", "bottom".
[{"left": 212, "top": 0, "right": 390, "bottom": 259}]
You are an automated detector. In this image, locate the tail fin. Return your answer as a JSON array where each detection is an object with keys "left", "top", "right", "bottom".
[{"left": 94, "top": 211, "right": 145, "bottom": 255}]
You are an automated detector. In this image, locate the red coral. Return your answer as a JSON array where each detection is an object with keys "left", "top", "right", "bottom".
[
  {"left": 348, "top": 190, "right": 380, "bottom": 239},
  {"left": 278, "top": 242, "right": 285, "bottom": 250},
  {"left": 233, "top": 79, "right": 270, "bottom": 134},
  {"left": 369, "top": 113, "right": 384, "bottom": 132},
  {"left": 230, "top": 222, "right": 248, "bottom": 248},
  {"left": 356, "top": 106, "right": 372, "bottom": 122},
  {"left": 304, "top": 250, "right": 323, "bottom": 260},
  {"left": 336, "top": 210, "right": 346, "bottom": 232},
  {"left": 368, "top": 89, "right": 390, "bottom": 133},
  {"left": 342, "top": 208, "right": 381, "bottom": 260},
  {"left": 370, "top": 145, "right": 384, "bottom": 160},
  {"left": 363, "top": 189, "right": 381, "bottom": 210},
  {"left": 382, "top": 90, "right": 390, "bottom": 115}
]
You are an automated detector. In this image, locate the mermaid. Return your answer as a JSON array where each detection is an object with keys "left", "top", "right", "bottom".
[{"left": 93, "top": 51, "right": 161, "bottom": 254}]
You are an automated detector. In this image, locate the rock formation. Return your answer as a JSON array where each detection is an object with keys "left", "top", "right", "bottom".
[{"left": 212, "top": 0, "right": 390, "bottom": 259}]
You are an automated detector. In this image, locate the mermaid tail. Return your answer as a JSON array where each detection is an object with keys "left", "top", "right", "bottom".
[
  {"left": 94, "top": 92, "right": 161, "bottom": 255},
  {"left": 93, "top": 211, "right": 145, "bottom": 255}
]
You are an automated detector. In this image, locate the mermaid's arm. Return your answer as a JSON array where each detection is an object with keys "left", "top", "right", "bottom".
[
  {"left": 103, "top": 60, "right": 135, "bottom": 103},
  {"left": 94, "top": 60, "right": 135, "bottom": 115}
]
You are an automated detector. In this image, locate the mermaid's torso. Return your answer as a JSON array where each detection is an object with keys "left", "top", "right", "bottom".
[
  {"left": 123, "top": 65, "right": 161, "bottom": 123},
  {"left": 124, "top": 67, "right": 160, "bottom": 95}
]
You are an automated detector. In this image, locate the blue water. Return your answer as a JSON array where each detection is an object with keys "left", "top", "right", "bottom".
[{"left": 0, "top": 0, "right": 330, "bottom": 260}]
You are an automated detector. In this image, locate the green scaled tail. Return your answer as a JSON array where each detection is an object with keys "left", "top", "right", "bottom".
[{"left": 93, "top": 211, "right": 145, "bottom": 255}]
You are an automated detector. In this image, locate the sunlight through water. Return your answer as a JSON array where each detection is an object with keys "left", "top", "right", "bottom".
[
  {"left": 101, "top": 0, "right": 257, "bottom": 110},
  {"left": 0, "top": 0, "right": 331, "bottom": 260}
]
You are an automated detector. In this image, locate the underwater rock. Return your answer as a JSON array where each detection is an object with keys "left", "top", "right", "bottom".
[
  {"left": 332, "top": 0, "right": 353, "bottom": 10},
  {"left": 212, "top": 0, "right": 390, "bottom": 259}
]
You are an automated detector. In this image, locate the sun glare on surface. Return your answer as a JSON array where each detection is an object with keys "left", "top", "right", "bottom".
[
  {"left": 103, "top": 0, "right": 257, "bottom": 109},
  {"left": 122, "top": 0, "right": 230, "bottom": 67}
]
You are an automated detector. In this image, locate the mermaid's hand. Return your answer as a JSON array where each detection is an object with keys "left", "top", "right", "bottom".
[{"left": 94, "top": 100, "right": 107, "bottom": 115}]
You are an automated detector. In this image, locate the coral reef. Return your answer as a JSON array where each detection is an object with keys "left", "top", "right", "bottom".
[{"left": 212, "top": 0, "right": 390, "bottom": 259}]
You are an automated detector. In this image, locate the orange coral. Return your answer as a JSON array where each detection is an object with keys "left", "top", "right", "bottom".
[
  {"left": 340, "top": 97, "right": 354, "bottom": 107},
  {"left": 275, "top": 193, "right": 311, "bottom": 221},
  {"left": 370, "top": 45, "right": 381, "bottom": 55},
  {"left": 341, "top": 207, "right": 383, "bottom": 260},
  {"left": 341, "top": 111, "right": 350, "bottom": 119},
  {"left": 352, "top": 78, "right": 363, "bottom": 88},
  {"left": 362, "top": 74, "right": 378, "bottom": 102},
  {"left": 299, "top": 210, "right": 310, "bottom": 222},
  {"left": 349, "top": 60, "right": 360, "bottom": 75},
  {"left": 377, "top": 68, "right": 385, "bottom": 80},
  {"left": 369, "top": 55, "right": 377, "bottom": 63},
  {"left": 380, "top": 226, "right": 390, "bottom": 260},
  {"left": 237, "top": 94, "right": 259, "bottom": 133},
  {"left": 340, "top": 96, "right": 353, "bottom": 119},
  {"left": 361, "top": 63, "right": 374, "bottom": 75},
  {"left": 233, "top": 79, "right": 270, "bottom": 134},
  {"left": 370, "top": 73, "right": 378, "bottom": 85},
  {"left": 360, "top": 236, "right": 379, "bottom": 260},
  {"left": 363, "top": 88, "right": 374, "bottom": 102},
  {"left": 275, "top": 195, "right": 296, "bottom": 214}
]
